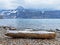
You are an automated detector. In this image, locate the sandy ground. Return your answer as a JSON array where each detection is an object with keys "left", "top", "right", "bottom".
[{"left": 0, "top": 27, "right": 60, "bottom": 45}]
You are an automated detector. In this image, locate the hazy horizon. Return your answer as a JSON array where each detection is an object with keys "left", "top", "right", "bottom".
[{"left": 0, "top": 0, "right": 60, "bottom": 11}]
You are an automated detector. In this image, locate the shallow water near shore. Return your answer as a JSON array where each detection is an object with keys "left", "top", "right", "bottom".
[{"left": 0, "top": 19, "right": 60, "bottom": 30}]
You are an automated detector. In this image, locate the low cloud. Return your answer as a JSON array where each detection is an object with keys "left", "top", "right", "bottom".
[{"left": 0, "top": 0, "right": 60, "bottom": 10}]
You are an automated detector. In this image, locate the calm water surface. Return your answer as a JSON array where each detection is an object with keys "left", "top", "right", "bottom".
[{"left": 0, "top": 19, "right": 60, "bottom": 30}]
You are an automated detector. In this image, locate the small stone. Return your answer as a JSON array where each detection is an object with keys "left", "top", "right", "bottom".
[
  {"left": 9, "top": 27, "right": 16, "bottom": 30},
  {"left": 0, "top": 41, "right": 2, "bottom": 43},
  {"left": 0, "top": 44, "right": 2, "bottom": 45}
]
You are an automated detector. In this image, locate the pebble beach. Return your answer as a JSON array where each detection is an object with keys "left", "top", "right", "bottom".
[{"left": 0, "top": 26, "right": 60, "bottom": 45}]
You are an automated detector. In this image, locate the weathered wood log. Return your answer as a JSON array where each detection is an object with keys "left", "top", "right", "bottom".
[{"left": 5, "top": 30, "right": 56, "bottom": 39}]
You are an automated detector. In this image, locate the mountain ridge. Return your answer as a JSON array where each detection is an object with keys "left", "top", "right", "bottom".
[{"left": 0, "top": 6, "right": 60, "bottom": 19}]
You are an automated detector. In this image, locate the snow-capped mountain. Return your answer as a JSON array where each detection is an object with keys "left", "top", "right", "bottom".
[{"left": 0, "top": 6, "right": 60, "bottom": 19}]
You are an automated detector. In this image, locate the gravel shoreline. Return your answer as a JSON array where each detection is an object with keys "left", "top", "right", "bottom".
[{"left": 0, "top": 26, "right": 60, "bottom": 45}]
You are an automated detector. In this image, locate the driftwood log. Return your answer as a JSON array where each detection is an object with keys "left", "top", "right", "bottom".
[{"left": 5, "top": 30, "right": 56, "bottom": 39}]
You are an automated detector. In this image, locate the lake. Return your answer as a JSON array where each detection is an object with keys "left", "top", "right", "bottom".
[{"left": 0, "top": 19, "right": 60, "bottom": 30}]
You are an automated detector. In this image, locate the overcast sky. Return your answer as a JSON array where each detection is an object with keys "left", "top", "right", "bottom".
[{"left": 0, "top": 0, "right": 60, "bottom": 10}]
